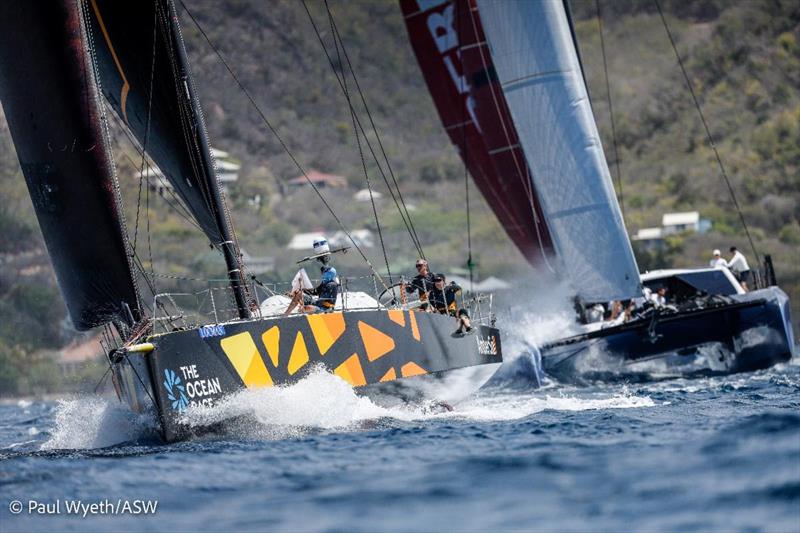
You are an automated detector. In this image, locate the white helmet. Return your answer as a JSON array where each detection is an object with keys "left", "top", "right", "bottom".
[{"left": 313, "top": 237, "right": 330, "bottom": 255}]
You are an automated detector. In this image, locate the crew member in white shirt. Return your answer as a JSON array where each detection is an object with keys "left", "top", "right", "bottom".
[
  {"left": 728, "top": 246, "right": 751, "bottom": 291},
  {"left": 650, "top": 286, "right": 667, "bottom": 307},
  {"left": 709, "top": 249, "right": 728, "bottom": 269}
]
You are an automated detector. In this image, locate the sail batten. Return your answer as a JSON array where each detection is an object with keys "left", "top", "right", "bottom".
[{"left": 476, "top": 0, "right": 640, "bottom": 302}]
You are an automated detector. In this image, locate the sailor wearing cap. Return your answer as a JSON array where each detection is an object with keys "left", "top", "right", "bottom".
[
  {"left": 403, "top": 258, "right": 436, "bottom": 308},
  {"left": 709, "top": 249, "right": 728, "bottom": 269}
]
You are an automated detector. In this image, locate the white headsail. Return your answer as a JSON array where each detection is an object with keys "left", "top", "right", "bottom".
[{"left": 477, "top": 0, "right": 640, "bottom": 302}]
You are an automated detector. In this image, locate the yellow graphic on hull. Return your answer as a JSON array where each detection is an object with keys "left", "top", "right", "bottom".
[
  {"left": 261, "top": 326, "right": 280, "bottom": 366},
  {"left": 358, "top": 321, "right": 396, "bottom": 362},
  {"left": 307, "top": 313, "right": 346, "bottom": 355},
  {"left": 220, "top": 332, "right": 273, "bottom": 388},
  {"left": 334, "top": 353, "right": 367, "bottom": 386},
  {"left": 288, "top": 331, "right": 309, "bottom": 375},
  {"left": 217, "top": 310, "right": 443, "bottom": 389}
]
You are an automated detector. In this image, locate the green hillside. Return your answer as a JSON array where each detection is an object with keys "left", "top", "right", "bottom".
[{"left": 0, "top": 0, "right": 797, "bottom": 393}]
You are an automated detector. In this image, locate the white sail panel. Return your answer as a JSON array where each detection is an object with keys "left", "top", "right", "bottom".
[{"left": 476, "top": 0, "right": 640, "bottom": 302}]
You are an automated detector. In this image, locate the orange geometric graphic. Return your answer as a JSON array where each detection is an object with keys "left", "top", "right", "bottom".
[
  {"left": 401, "top": 362, "right": 427, "bottom": 378},
  {"left": 408, "top": 310, "right": 420, "bottom": 341},
  {"left": 334, "top": 353, "right": 367, "bottom": 386},
  {"left": 307, "top": 312, "right": 346, "bottom": 355},
  {"left": 358, "top": 321, "right": 396, "bottom": 361},
  {"left": 379, "top": 368, "right": 397, "bottom": 382},
  {"left": 261, "top": 326, "right": 280, "bottom": 366},
  {"left": 288, "top": 331, "right": 309, "bottom": 375},
  {"left": 220, "top": 332, "right": 273, "bottom": 387},
  {"left": 388, "top": 309, "right": 405, "bottom": 328}
]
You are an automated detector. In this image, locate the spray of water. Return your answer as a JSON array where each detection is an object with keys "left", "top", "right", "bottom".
[
  {"left": 41, "top": 396, "right": 158, "bottom": 450},
  {"left": 490, "top": 278, "right": 580, "bottom": 386},
  {"left": 35, "top": 366, "right": 654, "bottom": 450}
]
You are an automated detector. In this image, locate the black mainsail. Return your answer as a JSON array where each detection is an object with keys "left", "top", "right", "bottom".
[
  {"left": 0, "top": 1, "right": 141, "bottom": 330},
  {"left": 0, "top": 0, "right": 251, "bottom": 330},
  {"left": 84, "top": 0, "right": 250, "bottom": 319}
]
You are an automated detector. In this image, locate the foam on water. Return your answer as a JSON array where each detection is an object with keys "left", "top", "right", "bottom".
[
  {"left": 34, "top": 358, "right": 656, "bottom": 449},
  {"left": 177, "top": 366, "right": 653, "bottom": 440},
  {"left": 40, "top": 396, "right": 158, "bottom": 450}
]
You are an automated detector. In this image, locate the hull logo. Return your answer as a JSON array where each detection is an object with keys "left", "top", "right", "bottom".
[
  {"left": 199, "top": 324, "right": 226, "bottom": 338},
  {"left": 476, "top": 335, "right": 498, "bottom": 356},
  {"left": 163, "top": 369, "right": 189, "bottom": 412}
]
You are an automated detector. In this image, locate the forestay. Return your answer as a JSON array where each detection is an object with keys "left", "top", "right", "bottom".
[{"left": 477, "top": 0, "right": 640, "bottom": 302}]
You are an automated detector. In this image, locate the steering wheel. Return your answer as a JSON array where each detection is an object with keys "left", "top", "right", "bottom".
[{"left": 377, "top": 282, "right": 422, "bottom": 308}]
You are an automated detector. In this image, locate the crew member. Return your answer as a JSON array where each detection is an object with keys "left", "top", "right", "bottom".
[
  {"left": 650, "top": 286, "right": 667, "bottom": 307},
  {"left": 428, "top": 274, "right": 460, "bottom": 315},
  {"left": 403, "top": 258, "right": 435, "bottom": 309},
  {"left": 728, "top": 246, "right": 750, "bottom": 291},
  {"left": 284, "top": 238, "right": 340, "bottom": 314},
  {"left": 428, "top": 274, "right": 473, "bottom": 334},
  {"left": 709, "top": 249, "right": 728, "bottom": 269}
]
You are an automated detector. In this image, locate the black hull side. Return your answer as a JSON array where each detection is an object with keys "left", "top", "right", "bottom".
[
  {"left": 542, "top": 287, "right": 794, "bottom": 383},
  {"left": 113, "top": 309, "right": 502, "bottom": 441}
]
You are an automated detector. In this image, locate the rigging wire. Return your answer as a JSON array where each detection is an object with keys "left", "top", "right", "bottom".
[
  {"left": 145, "top": 159, "right": 156, "bottom": 291},
  {"left": 302, "top": 0, "right": 425, "bottom": 259},
  {"left": 654, "top": 0, "right": 760, "bottom": 265},
  {"left": 456, "top": 0, "right": 474, "bottom": 291},
  {"left": 323, "top": 1, "right": 393, "bottom": 285},
  {"left": 133, "top": 6, "right": 160, "bottom": 256},
  {"left": 324, "top": 5, "right": 425, "bottom": 260},
  {"left": 177, "top": 0, "right": 391, "bottom": 292},
  {"left": 106, "top": 106, "right": 205, "bottom": 231},
  {"left": 595, "top": 0, "right": 626, "bottom": 222}
]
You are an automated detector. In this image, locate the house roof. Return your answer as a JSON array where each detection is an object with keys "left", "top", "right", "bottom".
[
  {"left": 353, "top": 189, "right": 383, "bottom": 201},
  {"left": 287, "top": 170, "right": 347, "bottom": 187},
  {"left": 633, "top": 227, "right": 664, "bottom": 240},
  {"left": 662, "top": 211, "right": 699, "bottom": 226},
  {"left": 287, "top": 232, "right": 327, "bottom": 250}
]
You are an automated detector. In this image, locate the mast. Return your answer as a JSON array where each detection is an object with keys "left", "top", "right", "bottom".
[{"left": 164, "top": 0, "right": 250, "bottom": 320}]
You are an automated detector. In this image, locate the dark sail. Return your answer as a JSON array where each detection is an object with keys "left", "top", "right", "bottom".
[
  {"left": 84, "top": 0, "right": 250, "bottom": 318},
  {"left": 400, "top": 0, "right": 554, "bottom": 266},
  {"left": 0, "top": 1, "right": 141, "bottom": 330}
]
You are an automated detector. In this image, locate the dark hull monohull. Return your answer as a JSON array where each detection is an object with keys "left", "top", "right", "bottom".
[
  {"left": 113, "top": 309, "right": 502, "bottom": 441},
  {"left": 541, "top": 287, "right": 794, "bottom": 382}
]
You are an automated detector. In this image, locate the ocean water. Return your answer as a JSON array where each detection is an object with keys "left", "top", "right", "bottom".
[{"left": 1, "top": 355, "right": 798, "bottom": 532}]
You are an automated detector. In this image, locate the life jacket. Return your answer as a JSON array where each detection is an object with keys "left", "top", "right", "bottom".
[{"left": 316, "top": 265, "right": 339, "bottom": 307}]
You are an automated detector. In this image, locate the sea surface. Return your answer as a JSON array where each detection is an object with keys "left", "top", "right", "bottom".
[{"left": 1, "top": 352, "right": 798, "bottom": 532}]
